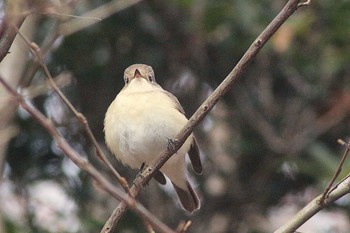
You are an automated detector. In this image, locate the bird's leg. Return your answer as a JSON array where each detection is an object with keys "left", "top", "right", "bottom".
[
  {"left": 135, "top": 162, "right": 148, "bottom": 187},
  {"left": 137, "top": 162, "right": 146, "bottom": 179}
]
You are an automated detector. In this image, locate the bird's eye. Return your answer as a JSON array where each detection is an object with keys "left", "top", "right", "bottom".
[
  {"left": 124, "top": 76, "right": 129, "bottom": 84},
  {"left": 148, "top": 75, "right": 153, "bottom": 82}
]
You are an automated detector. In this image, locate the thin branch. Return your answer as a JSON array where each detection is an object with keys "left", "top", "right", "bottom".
[
  {"left": 176, "top": 220, "right": 192, "bottom": 233},
  {"left": 101, "top": 0, "right": 309, "bottom": 232},
  {"left": 13, "top": 26, "right": 129, "bottom": 192},
  {"left": 59, "top": 0, "right": 144, "bottom": 36},
  {"left": 142, "top": 217, "right": 155, "bottom": 233},
  {"left": 20, "top": 19, "right": 61, "bottom": 87},
  {"left": 0, "top": 75, "right": 175, "bottom": 233},
  {"left": 273, "top": 145, "right": 350, "bottom": 233},
  {"left": 319, "top": 139, "right": 350, "bottom": 203},
  {"left": 0, "top": 15, "right": 26, "bottom": 62},
  {"left": 22, "top": 71, "right": 73, "bottom": 98}
]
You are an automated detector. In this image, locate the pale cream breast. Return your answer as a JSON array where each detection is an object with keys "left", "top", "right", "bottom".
[{"left": 105, "top": 85, "right": 192, "bottom": 170}]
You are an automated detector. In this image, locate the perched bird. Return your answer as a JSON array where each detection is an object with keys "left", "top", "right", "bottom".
[{"left": 104, "top": 64, "right": 202, "bottom": 212}]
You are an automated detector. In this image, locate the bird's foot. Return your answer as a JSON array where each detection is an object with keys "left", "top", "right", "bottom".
[{"left": 167, "top": 138, "right": 179, "bottom": 151}]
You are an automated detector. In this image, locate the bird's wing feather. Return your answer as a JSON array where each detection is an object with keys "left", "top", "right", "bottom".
[
  {"left": 188, "top": 136, "right": 202, "bottom": 174},
  {"left": 162, "top": 90, "right": 202, "bottom": 174},
  {"left": 162, "top": 90, "right": 185, "bottom": 114},
  {"left": 154, "top": 170, "right": 167, "bottom": 185}
]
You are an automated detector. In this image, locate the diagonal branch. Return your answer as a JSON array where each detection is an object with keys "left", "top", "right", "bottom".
[
  {"left": 101, "top": 0, "right": 310, "bottom": 232},
  {"left": 0, "top": 75, "right": 175, "bottom": 233},
  {"left": 0, "top": 15, "right": 26, "bottom": 62}
]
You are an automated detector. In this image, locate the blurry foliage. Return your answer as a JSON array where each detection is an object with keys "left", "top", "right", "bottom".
[{"left": 1, "top": 0, "right": 350, "bottom": 232}]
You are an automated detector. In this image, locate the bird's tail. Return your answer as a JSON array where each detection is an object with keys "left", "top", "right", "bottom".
[{"left": 172, "top": 180, "right": 200, "bottom": 213}]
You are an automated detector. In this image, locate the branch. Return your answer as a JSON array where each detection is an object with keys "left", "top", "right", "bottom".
[
  {"left": 0, "top": 15, "right": 26, "bottom": 62},
  {"left": 273, "top": 141, "right": 350, "bottom": 233},
  {"left": 59, "top": 0, "right": 143, "bottom": 36},
  {"left": 320, "top": 139, "right": 350, "bottom": 203},
  {"left": 101, "top": 0, "right": 310, "bottom": 232},
  {"left": 0, "top": 75, "right": 175, "bottom": 233}
]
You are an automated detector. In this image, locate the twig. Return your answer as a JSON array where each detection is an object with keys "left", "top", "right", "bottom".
[
  {"left": 0, "top": 75, "right": 175, "bottom": 233},
  {"left": 22, "top": 71, "right": 73, "bottom": 98},
  {"left": 59, "top": 0, "right": 143, "bottom": 36},
  {"left": 319, "top": 139, "right": 350, "bottom": 203},
  {"left": 273, "top": 163, "right": 350, "bottom": 233},
  {"left": 0, "top": 15, "right": 26, "bottom": 62},
  {"left": 142, "top": 217, "right": 155, "bottom": 233},
  {"left": 21, "top": 19, "right": 60, "bottom": 87},
  {"left": 176, "top": 220, "right": 192, "bottom": 233},
  {"left": 13, "top": 26, "right": 129, "bottom": 192},
  {"left": 101, "top": 0, "right": 309, "bottom": 232}
]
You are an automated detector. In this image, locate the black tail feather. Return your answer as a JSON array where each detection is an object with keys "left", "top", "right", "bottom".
[{"left": 172, "top": 181, "right": 200, "bottom": 213}]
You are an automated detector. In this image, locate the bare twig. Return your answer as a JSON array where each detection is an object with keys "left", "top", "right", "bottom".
[
  {"left": 142, "top": 217, "right": 155, "bottom": 233},
  {"left": 0, "top": 16, "right": 26, "bottom": 62},
  {"left": 59, "top": 0, "right": 143, "bottom": 36},
  {"left": 273, "top": 155, "right": 350, "bottom": 233},
  {"left": 101, "top": 0, "right": 309, "bottom": 232},
  {"left": 0, "top": 75, "right": 175, "bottom": 233},
  {"left": 13, "top": 27, "right": 129, "bottom": 192},
  {"left": 22, "top": 71, "right": 73, "bottom": 98},
  {"left": 176, "top": 220, "right": 192, "bottom": 233},
  {"left": 20, "top": 19, "right": 60, "bottom": 87},
  {"left": 319, "top": 139, "right": 350, "bottom": 203}
]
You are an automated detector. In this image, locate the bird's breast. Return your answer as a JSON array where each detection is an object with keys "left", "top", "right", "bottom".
[{"left": 104, "top": 91, "right": 190, "bottom": 168}]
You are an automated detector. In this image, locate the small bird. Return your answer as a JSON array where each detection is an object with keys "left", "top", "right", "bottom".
[{"left": 104, "top": 64, "right": 202, "bottom": 212}]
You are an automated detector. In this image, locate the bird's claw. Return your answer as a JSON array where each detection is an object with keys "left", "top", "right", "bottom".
[{"left": 167, "top": 138, "right": 179, "bottom": 151}]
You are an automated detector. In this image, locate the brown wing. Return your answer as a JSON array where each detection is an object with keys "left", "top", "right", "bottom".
[
  {"left": 163, "top": 90, "right": 202, "bottom": 174},
  {"left": 172, "top": 180, "right": 200, "bottom": 213},
  {"left": 188, "top": 136, "right": 202, "bottom": 174},
  {"left": 154, "top": 170, "right": 167, "bottom": 185}
]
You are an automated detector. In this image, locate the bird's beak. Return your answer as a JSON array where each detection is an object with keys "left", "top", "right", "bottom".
[{"left": 134, "top": 69, "right": 142, "bottom": 79}]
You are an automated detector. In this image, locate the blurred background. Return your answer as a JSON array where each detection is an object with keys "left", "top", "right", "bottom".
[{"left": 0, "top": 0, "right": 350, "bottom": 232}]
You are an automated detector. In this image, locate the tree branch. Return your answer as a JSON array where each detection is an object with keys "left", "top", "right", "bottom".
[
  {"left": 274, "top": 141, "right": 350, "bottom": 233},
  {"left": 58, "top": 0, "right": 144, "bottom": 36},
  {"left": 0, "top": 15, "right": 26, "bottom": 62},
  {"left": 101, "top": 0, "right": 310, "bottom": 232}
]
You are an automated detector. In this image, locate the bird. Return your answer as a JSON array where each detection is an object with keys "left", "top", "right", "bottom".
[{"left": 104, "top": 64, "right": 202, "bottom": 212}]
